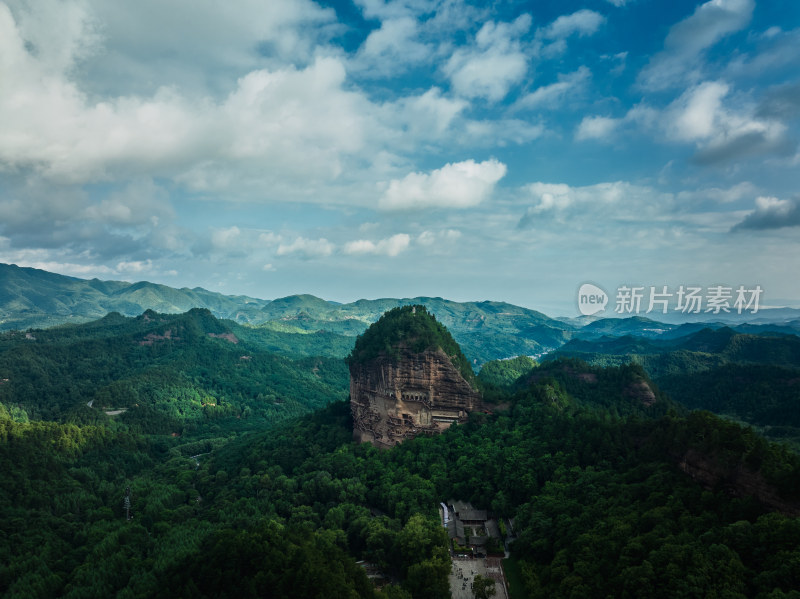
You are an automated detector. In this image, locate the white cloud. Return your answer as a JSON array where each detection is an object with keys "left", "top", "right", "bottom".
[
  {"left": 258, "top": 232, "right": 282, "bottom": 246},
  {"left": 665, "top": 81, "right": 788, "bottom": 163},
  {"left": 417, "top": 229, "right": 461, "bottom": 246},
  {"left": 60, "top": 0, "right": 334, "bottom": 97},
  {"left": 667, "top": 81, "right": 729, "bottom": 142},
  {"left": 354, "top": 0, "right": 437, "bottom": 21},
  {"left": 84, "top": 179, "right": 173, "bottom": 226},
  {"left": 276, "top": 237, "right": 335, "bottom": 259},
  {"left": 388, "top": 87, "right": 468, "bottom": 141},
  {"left": 211, "top": 226, "right": 241, "bottom": 249},
  {"left": 638, "top": 0, "right": 755, "bottom": 91},
  {"left": 542, "top": 9, "right": 605, "bottom": 39},
  {"left": 116, "top": 259, "right": 153, "bottom": 274},
  {"left": 443, "top": 15, "right": 530, "bottom": 102},
  {"left": 344, "top": 233, "right": 411, "bottom": 257},
  {"left": 352, "top": 17, "right": 431, "bottom": 75},
  {"left": 514, "top": 66, "right": 591, "bottom": 111},
  {"left": 575, "top": 115, "right": 621, "bottom": 141},
  {"left": 379, "top": 159, "right": 507, "bottom": 210},
  {"left": 676, "top": 182, "right": 757, "bottom": 205},
  {"left": 732, "top": 195, "right": 800, "bottom": 230},
  {"left": 518, "top": 181, "right": 672, "bottom": 228}
]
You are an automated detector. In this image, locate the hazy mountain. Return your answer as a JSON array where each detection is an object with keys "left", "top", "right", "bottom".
[
  {"left": 0, "top": 263, "right": 575, "bottom": 365},
  {"left": 0, "top": 263, "right": 271, "bottom": 330},
  {"left": 3, "top": 262, "right": 799, "bottom": 367}
]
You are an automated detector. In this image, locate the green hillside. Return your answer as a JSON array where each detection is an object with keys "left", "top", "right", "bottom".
[
  {"left": 2, "top": 354, "right": 800, "bottom": 598},
  {"left": 0, "top": 263, "right": 272, "bottom": 330},
  {"left": 0, "top": 263, "right": 576, "bottom": 365},
  {"left": 550, "top": 328, "right": 800, "bottom": 447},
  {"left": 0, "top": 308, "right": 349, "bottom": 437}
]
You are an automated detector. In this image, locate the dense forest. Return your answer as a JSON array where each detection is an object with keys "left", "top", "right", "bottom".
[
  {"left": 0, "top": 309, "right": 349, "bottom": 437},
  {"left": 551, "top": 328, "right": 800, "bottom": 449},
  {"left": 1, "top": 309, "right": 800, "bottom": 598}
]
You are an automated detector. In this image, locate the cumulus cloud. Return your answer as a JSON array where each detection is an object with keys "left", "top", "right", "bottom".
[
  {"left": 354, "top": 0, "right": 437, "bottom": 21},
  {"left": 343, "top": 234, "right": 411, "bottom": 257},
  {"left": 116, "top": 259, "right": 154, "bottom": 274},
  {"left": 676, "top": 182, "right": 757, "bottom": 205},
  {"left": 378, "top": 159, "right": 507, "bottom": 210},
  {"left": 638, "top": 0, "right": 755, "bottom": 91},
  {"left": 276, "top": 237, "right": 335, "bottom": 259},
  {"left": 756, "top": 80, "right": 800, "bottom": 121},
  {"left": 665, "top": 81, "right": 789, "bottom": 164},
  {"left": 513, "top": 66, "right": 591, "bottom": 111},
  {"left": 0, "top": 3, "right": 372, "bottom": 193},
  {"left": 534, "top": 9, "right": 606, "bottom": 57},
  {"left": 542, "top": 9, "right": 605, "bottom": 39},
  {"left": 518, "top": 181, "right": 671, "bottom": 228},
  {"left": 417, "top": 229, "right": 461, "bottom": 246},
  {"left": 351, "top": 17, "right": 431, "bottom": 75},
  {"left": 388, "top": 88, "right": 468, "bottom": 141},
  {"left": 575, "top": 115, "right": 621, "bottom": 141},
  {"left": 211, "top": 226, "right": 241, "bottom": 249},
  {"left": 84, "top": 179, "right": 174, "bottom": 226},
  {"left": 725, "top": 27, "right": 800, "bottom": 80},
  {"left": 732, "top": 196, "right": 800, "bottom": 230},
  {"left": 443, "top": 15, "right": 531, "bottom": 102},
  {"left": 48, "top": 0, "right": 335, "bottom": 97}
]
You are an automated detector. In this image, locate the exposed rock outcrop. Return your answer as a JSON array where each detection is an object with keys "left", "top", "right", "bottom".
[
  {"left": 624, "top": 380, "right": 656, "bottom": 406},
  {"left": 350, "top": 345, "right": 481, "bottom": 447},
  {"left": 677, "top": 449, "right": 800, "bottom": 517},
  {"left": 348, "top": 305, "right": 482, "bottom": 447}
]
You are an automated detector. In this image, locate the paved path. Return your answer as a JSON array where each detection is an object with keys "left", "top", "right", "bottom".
[{"left": 449, "top": 556, "right": 508, "bottom": 599}]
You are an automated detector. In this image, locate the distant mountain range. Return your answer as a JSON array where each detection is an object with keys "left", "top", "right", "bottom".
[{"left": 2, "top": 262, "right": 800, "bottom": 366}]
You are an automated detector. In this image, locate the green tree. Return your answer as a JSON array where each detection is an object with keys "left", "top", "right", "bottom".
[{"left": 472, "top": 574, "right": 496, "bottom": 599}]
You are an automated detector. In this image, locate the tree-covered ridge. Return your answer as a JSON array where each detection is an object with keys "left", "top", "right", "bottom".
[
  {"left": 347, "top": 305, "right": 476, "bottom": 384},
  {"left": 0, "top": 308, "right": 349, "bottom": 435},
  {"left": 548, "top": 328, "right": 800, "bottom": 448},
  {"left": 2, "top": 303, "right": 800, "bottom": 597},
  {"left": 476, "top": 355, "right": 537, "bottom": 388},
  {"left": 4, "top": 357, "right": 800, "bottom": 598},
  {"left": 1, "top": 262, "right": 579, "bottom": 366}
]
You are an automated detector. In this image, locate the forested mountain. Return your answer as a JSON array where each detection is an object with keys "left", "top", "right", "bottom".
[
  {"left": 5, "top": 262, "right": 800, "bottom": 368},
  {"left": 0, "top": 263, "right": 573, "bottom": 365},
  {"left": 3, "top": 272, "right": 800, "bottom": 597},
  {"left": 550, "top": 328, "right": 800, "bottom": 448},
  {"left": 0, "top": 308, "right": 349, "bottom": 437},
  {"left": 0, "top": 263, "right": 272, "bottom": 330},
  {"left": 3, "top": 352, "right": 800, "bottom": 598}
]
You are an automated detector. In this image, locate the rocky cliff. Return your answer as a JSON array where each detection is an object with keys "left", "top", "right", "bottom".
[
  {"left": 677, "top": 448, "right": 800, "bottom": 517},
  {"left": 350, "top": 345, "right": 481, "bottom": 447},
  {"left": 348, "top": 305, "right": 481, "bottom": 447}
]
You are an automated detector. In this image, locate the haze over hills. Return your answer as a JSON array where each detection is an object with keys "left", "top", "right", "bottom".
[
  {"left": 4, "top": 263, "right": 800, "bottom": 369},
  {"left": 0, "top": 263, "right": 575, "bottom": 365}
]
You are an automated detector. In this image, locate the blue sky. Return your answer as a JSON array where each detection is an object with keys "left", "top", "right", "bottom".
[{"left": 0, "top": 0, "right": 798, "bottom": 315}]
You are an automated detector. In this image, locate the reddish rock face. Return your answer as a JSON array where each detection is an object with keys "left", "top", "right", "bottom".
[
  {"left": 677, "top": 449, "right": 800, "bottom": 517},
  {"left": 350, "top": 346, "right": 481, "bottom": 447}
]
